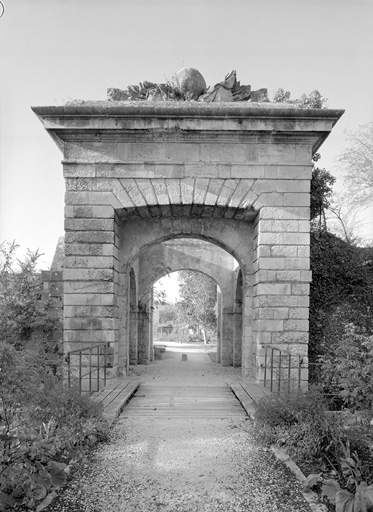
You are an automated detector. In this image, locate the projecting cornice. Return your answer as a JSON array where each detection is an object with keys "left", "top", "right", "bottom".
[{"left": 32, "top": 102, "right": 344, "bottom": 154}]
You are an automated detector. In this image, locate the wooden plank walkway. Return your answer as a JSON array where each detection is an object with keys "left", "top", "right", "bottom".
[
  {"left": 91, "top": 376, "right": 272, "bottom": 425},
  {"left": 91, "top": 377, "right": 141, "bottom": 426},
  {"left": 230, "top": 379, "right": 272, "bottom": 419},
  {"left": 121, "top": 384, "right": 247, "bottom": 419}
]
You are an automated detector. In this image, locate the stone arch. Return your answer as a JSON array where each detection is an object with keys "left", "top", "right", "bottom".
[{"left": 131, "top": 238, "right": 239, "bottom": 367}]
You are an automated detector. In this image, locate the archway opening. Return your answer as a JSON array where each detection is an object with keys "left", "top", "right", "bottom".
[
  {"left": 153, "top": 269, "right": 220, "bottom": 346},
  {"left": 126, "top": 236, "right": 244, "bottom": 374}
]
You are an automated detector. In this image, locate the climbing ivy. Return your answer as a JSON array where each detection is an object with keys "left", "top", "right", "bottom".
[{"left": 309, "top": 230, "right": 373, "bottom": 371}]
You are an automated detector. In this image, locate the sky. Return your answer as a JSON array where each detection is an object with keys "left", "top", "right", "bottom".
[{"left": 1, "top": 0, "right": 373, "bottom": 270}]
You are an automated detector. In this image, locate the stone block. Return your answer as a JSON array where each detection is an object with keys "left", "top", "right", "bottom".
[
  {"left": 231, "top": 164, "right": 265, "bottom": 179},
  {"left": 284, "top": 258, "right": 310, "bottom": 270},
  {"left": 253, "top": 331, "right": 272, "bottom": 344},
  {"left": 81, "top": 142, "right": 119, "bottom": 163},
  {"left": 289, "top": 308, "right": 309, "bottom": 319},
  {"left": 259, "top": 232, "right": 310, "bottom": 246},
  {"left": 257, "top": 246, "right": 271, "bottom": 257},
  {"left": 259, "top": 206, "right": 302, "bottom": 220},
  {"left": 63, "top": 164, "right": 95, "bottom": 178},
  {"left": 218, "top": 164, "right": 231, "bottom": 178},
  {"left": 273, "top": 308, "right": 289, "bottom": 319},
  {"left": 292, "top": 283, "right": 310, "bottom": 296},
  {"left": 88, "top": 191, "right": 124, "bottom": 209},
  {"left": 64, "top": 268, "right": 114, "bottom": 282},
  {"left": 165, "top": 143, "right": 200, "bottom": 162},
  {"left": 270, "top": 245, "right": 298, "bottom": 258},
  {"left": 255, "top": 192, "right": 284, "bottom": 208},
  {"left": 210, "top": 143, "right": 246, "bottom": 163},
  {"left": 283, "top": 193, "right": 310, "bottom": 207},
  {"left": 300, "top": 270, "right": 312, "bottom": 282},
  {"left": 258, "top": 144, "right": 296, "bottom": 163},
  {"left": 271, "top": 331, "right": 309, "bottom": 345},
  {"left": 166, "top": 179, "right": 182, "bottom": 204},
  {"left": 64, "top": 218, "right": 114, "bottom": 231},
  {"left": 259, "top": 220, "right": 301, "bottom": 232},
  {"left": 154, "top": 164, "right": 184, "bottom": 178},
  {"left": 65, "top": 191, "right": 89, "bottom": 205},
  {"left": 128, "top": 142, "right": 164, "bottom": 161},
  {"left": 257, "top": 319, "right": 284, "bottom": 331},
  {"left": 295, "top": 144, "right": 312, "bottom": 162},
  {"left": 65, "top": 305, "right": 117, "bottom": 318},
  {"left": 297, "top": 296, "right": 310, "bottom": 307},
  {"left": 256, "top": 283, "right": 291, "bottom": 295},
  {"left": 284, "top": 319, "right": 309, "bottom": 331},
  {"left": 184, "top": 163, "right": 219, "bottom": 178},
  {"left": 64, "top": 281, "right": 115, "bottom": 294},
  {"left": 276, "top": 165, "right": 312, "bottom": 180},
  {"left": 297, "top": 246, "right": 310, "bottom": 257},
  {"left": 258, "top": 258, "right": 285, "bottom": 270},
  {"left": 65, "top": 231, "right": 115, "bottom": 244},
  {"left": 275, "top": 270, "right": 301, "bottom": 282}
]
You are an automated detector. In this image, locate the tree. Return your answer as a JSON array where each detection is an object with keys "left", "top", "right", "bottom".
[
  {"left": 310, "top": 154, "right": 336, "bottom": 230},
  {"left": 158, "top": 305, "right": 177, "bottom": 324},
  {"left": 176, "top": 271, "right": 217, "bottom": 338},
  {"left": 0, "top": 241, "right": 56, "bottom": 346},
  {"left": 339, "top": 122, "right": 373, "bottom": 209}
]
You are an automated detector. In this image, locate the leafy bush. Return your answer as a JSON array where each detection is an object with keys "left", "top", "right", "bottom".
[
  {"left": 320, "top": 327, "right": 373, "bottom": 411},
  {"left": 255, "top": 388, "right": 373, "bottom": 511},
  {"left": 0, "top": 241, "right": 59, "bottom": 348},
  {"left": 0, "top": 343, "right": 108, "bottom": 510},
  {"left": 255, "top": 387, "right": 338, "bottom": 461}
]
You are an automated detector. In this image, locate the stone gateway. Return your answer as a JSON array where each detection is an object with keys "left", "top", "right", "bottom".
[{"left": 33, "top": 72, "right": 343, "bottom": 385}]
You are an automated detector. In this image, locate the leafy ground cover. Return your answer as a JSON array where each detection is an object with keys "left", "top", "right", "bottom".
[
  {"left": 254, "top": 386, "right": 373, "bottom": 512},
  {"left": 0, "top": 343, "right": 109, "bottom": 511}
]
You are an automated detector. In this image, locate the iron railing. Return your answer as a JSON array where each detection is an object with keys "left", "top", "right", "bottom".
[
  {"left": 261, "top": 344, "right": 305, "bottom": 394},
  {"left": 66, "top": 342, "right": 111, "bottom": 394}
]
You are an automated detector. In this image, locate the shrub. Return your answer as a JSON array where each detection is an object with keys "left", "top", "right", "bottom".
[
  {"left": 0, "top": 241, "right": 60, "bottom": 348},
  {"left": 255, "top": 387, "right": 338, "bottom": 461},
  {"left": 320, "top": 327, "right": 373, "bottom": 411},
  {"left": 0, "top": 342, "right": 108, "bottom": 510}
]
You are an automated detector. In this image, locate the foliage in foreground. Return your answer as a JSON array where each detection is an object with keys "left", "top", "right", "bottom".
[
  {"left": 0, "top": 343, "right": 108, "bottom": 511},
  {"left": 255, "top": 388, "right": 373, "bottom": 512},
  {"left": 0, "top": 241, "right": 59, "bottom": 349}
]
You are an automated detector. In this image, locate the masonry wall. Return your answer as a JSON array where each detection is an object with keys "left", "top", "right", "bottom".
[{"left": 34, "top": 103, "right": 343, "bottom": 381}]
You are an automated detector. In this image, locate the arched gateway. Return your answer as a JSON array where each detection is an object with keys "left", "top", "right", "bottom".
[{"left": 33, "top": 93, "right": 343, "bottom": 384}]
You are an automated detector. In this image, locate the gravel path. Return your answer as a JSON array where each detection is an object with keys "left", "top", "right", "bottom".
[{"left": 48, "top": 344, "right": 313, "bottom": 512}]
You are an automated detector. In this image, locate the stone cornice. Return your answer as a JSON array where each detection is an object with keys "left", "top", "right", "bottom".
[{"left": 32, "top": 102, "right": 344, "bottom": 154}]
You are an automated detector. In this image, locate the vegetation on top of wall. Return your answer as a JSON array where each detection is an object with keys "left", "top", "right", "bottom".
[{"left": 273, "top": 88, "right": 328, "bottom": 108}]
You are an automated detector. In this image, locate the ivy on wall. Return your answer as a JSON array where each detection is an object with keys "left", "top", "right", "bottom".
[{"left": 309, "top": 229, "right": 373, "bottom": 368}]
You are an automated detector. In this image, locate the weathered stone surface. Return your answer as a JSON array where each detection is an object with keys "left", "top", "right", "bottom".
[
  {"left": 174, "top": 67, "right": 206, "bottom": 100},
  {"left": 250, "top": 88, "right": 269, "bottom": 102},
  {"left": 35, "top": 96, "right": 343, "bottom": 385}
]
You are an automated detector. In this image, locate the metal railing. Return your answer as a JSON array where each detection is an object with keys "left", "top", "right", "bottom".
[
  {"left": 261, "top": 344, "right": 304, "bottom": 394},
  {"left": 66, "top": 342, "right": 111, "bottom": 394}
]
